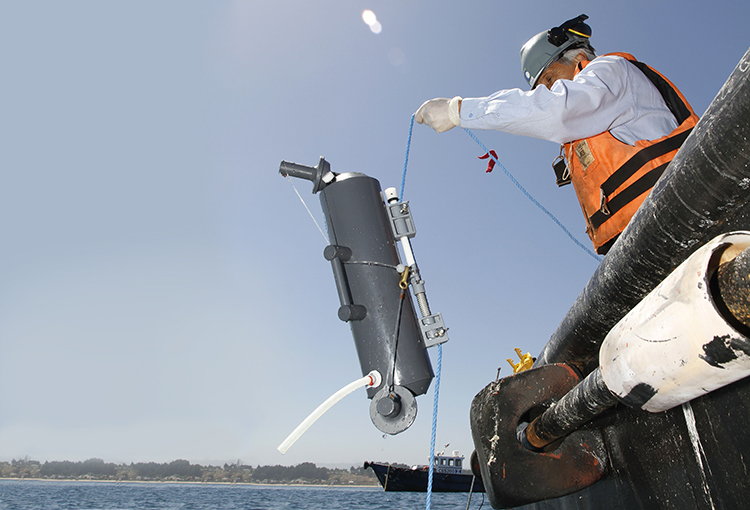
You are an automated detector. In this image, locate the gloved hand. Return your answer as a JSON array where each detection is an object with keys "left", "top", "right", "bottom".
[{"left": 414, "top": 96, "right": 462, "bottom": 133}]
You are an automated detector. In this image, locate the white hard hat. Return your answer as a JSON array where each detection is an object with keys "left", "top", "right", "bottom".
[{"left": 520, "top": 14, "right": 592, "bottom": 89}]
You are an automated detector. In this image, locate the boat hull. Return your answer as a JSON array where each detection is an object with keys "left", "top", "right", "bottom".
[{"left": 364, "top": 462, "right": 484, "bottom": 493}]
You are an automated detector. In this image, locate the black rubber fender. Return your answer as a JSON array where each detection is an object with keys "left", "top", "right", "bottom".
[{"left": 470, "top": 364, "right": 608, "bottom": 509}]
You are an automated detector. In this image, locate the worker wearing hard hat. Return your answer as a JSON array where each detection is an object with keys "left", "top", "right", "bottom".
[{"left": 415, "top": 14, "right": 698, "bottom": 255}]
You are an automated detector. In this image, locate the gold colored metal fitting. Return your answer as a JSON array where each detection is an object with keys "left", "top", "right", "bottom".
[
  {"left": 399, "top": 267, "right": 410, "bottom": 290},
  {"left": 507, "top": 347, "right": 535, "bottom": 374}
]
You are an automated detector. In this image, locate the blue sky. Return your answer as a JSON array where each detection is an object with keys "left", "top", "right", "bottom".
[{"left": 1, "top": 1, "right": 748, "bottom": 469}]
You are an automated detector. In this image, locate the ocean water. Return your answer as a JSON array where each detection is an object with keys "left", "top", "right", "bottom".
[{"left": 0, "top": 480, "right": 487, "bottom": 510}]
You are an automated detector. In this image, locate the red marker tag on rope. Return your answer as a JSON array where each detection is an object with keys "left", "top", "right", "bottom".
[{"left": 478, "top": 150, "right": 498, "bottom": 173}]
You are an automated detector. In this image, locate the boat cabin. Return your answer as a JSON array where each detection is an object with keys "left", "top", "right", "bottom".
[{"left": 433, "top": 451, "right": 464, "bottom": 475}]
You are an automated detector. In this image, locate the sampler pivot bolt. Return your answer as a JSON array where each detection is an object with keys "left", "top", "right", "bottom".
[{"left": 376, "top": 392, "right": 402, "bottom": 418}]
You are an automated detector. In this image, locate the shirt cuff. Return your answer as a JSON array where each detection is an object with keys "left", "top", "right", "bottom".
[{"left": 448, "top": 96, "right": 462, "bottom": 127}]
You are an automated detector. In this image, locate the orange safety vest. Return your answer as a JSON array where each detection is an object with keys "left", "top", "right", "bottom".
[{"left": 561, "top": 52, "right": 698, "bottom": 254}]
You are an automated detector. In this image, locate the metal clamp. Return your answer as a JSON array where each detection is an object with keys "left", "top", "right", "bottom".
[
  {"left": 386, "top": 201, "right": 416, "bottom": 239},
  {"left": 420, "top": 313, "right": 449, "bottom": 347}
]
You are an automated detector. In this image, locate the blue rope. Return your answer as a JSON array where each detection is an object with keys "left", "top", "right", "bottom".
[
  {"left": 425, "top": 343, "right": 442, "bottom": 510},
  {"left": 400, "top": 114, "right": 441, "bottom": 510},
  {"left": 400, "top": 114, "right": 415, "bottom": 199},
  {"left": 400, "top": 116, "right": 597, "bottom": 509},
  {"left": 463, "top": 129, "right": 602, "bottom": 263}
]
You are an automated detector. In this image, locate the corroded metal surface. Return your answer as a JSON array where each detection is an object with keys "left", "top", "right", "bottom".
[
  {"left": 470, "top": 364, "right": 608, "bottom": 509},
  {"left": 716, "top": 246, "right": 750, "bottom": 332}
]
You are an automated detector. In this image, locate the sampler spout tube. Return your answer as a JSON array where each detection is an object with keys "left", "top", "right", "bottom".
[
  {"left": 277, "top": 371, "right": 382, "bottom": 454},
  {"left": 279, "top": 157, "right": 333, "bottom": 194},
  {"left": 279, "top": 161, "right": 317, "bottom": 181}
]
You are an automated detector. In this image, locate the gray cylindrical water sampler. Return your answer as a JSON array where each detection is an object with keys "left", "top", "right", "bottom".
[{"left": 280, "top": 158, "right": 434, "bottom": 434}]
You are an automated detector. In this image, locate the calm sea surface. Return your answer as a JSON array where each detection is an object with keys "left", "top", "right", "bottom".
[{"left": 0, "top": 480, "right": 487, "bottom": 510}]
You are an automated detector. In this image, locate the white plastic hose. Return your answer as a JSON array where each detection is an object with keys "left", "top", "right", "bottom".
[{"left": 277, "top": 370, "right": 382, "bottom": 454}]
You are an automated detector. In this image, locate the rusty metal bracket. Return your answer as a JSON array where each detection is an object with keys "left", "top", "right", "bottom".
[{"left": 470, "top": 363, "right": 609, "bottom": 509}]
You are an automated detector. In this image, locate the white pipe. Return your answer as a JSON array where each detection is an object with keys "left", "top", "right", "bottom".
[
  {"left": 277, "top": 370, "right": 382, "bottom": 454},
  {"left": 400, "top": 237, "right": 416, "bottom": 267},
  {"left": 383, "top": 188, "right": 416, "bottom": 268},
  {"left": 600, "top": 231, "right": 750, "bottom": 412}
]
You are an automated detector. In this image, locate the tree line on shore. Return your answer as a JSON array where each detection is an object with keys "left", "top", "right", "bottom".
[{"left": 0, "top": 458, "right": 377, "bottom": 485}]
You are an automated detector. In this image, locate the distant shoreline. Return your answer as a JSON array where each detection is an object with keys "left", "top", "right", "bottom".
[
  {"left": 1, "top": 459, "right": 378, "bottom": 487},
  {"left": 0, "top": 477, "right": 379, "bottom": 489}
]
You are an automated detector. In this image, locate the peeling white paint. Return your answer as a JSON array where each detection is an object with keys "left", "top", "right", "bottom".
[
  {"left": 488, "top": 434, "right": 500, "bottom": 465},
  {"left": 682, "top": 402, "right": 716, "bottom": 509},
  {"left": 600, "top": 232, "right": 750, "bottom": 411}
]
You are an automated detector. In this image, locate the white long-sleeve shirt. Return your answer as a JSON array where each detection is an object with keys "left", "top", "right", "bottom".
[{"left": 459, "top": 54, "right": 678, "bottom": 146}]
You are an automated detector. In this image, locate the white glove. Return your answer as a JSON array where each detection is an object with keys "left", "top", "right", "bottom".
[{"left": 414, "top": 96, "right": 462, "bottom": 133}]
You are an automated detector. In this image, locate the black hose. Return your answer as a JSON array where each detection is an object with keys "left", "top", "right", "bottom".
[{"left": 523, "top": 368, "right": 619, "bottom": 450}]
